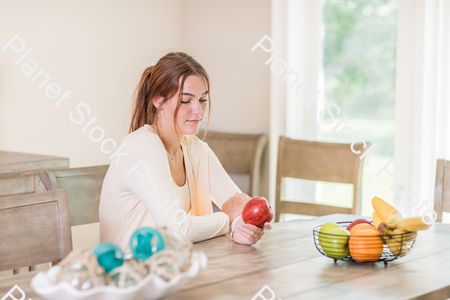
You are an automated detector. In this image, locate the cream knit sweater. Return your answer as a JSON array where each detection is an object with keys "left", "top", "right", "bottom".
[{"left": 99, "top": 124, "right": 242, "bottom": 253}]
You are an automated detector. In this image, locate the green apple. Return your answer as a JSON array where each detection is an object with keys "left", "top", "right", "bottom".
[
  {"left": 319, "top": 226, "right": 350, "bottom": 259},
  {"left": 318, "top": 222, "right": 340, "bottom": 248}
]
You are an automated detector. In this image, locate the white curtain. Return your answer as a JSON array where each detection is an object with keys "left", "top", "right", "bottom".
[
  {"left": 268, "top": 0, "right": 322, "bottom": 210},
  {"left": 284, "top": 0, "right": 322, "bottom": 204},
  {"left": 394, "top": 0, "right": 450, "bottom": 221},
  {"left": 268, "top": 0, "right": 288, "bottom": 207}
]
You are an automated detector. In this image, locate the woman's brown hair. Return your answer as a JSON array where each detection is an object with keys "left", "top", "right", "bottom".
[{"left": 129, "top": 52, "right": 211, "bottom": 139}]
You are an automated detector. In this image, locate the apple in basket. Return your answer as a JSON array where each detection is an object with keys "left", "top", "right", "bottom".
[
  {"left": 242, "top": 197, "right": 274, "bottom": 227},
  {"left": 318, "top": 222, "right": 351, "bottom": 259},
  {"left": 346, "top": 219, "right": 373, "bottom": 231}
]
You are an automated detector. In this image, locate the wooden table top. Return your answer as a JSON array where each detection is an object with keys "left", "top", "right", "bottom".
[
  {"left": 1, "top": 214, "right": 450, "bottom": 300},
  {"left": 0, "top": 150, "right": 69, "bottom": 174}
]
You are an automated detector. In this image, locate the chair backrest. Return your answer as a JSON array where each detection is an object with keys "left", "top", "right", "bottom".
[
  {"left": 39, "top": 165, "right": 109, "bottom": 226},
  {"left": 0, "top": 151, "right": 69, "bottom": 199},
  {"left": 0, "top": 189, "right": 72, "bottom": 272},
  {"left": 197, "top": 130, "right": 269, "bottom": 197},
  {"left": 434, "top": 159, "right": 450, "bottom": 222},
  {"left": 275, "top": 136, "right": 367, "bottom": 221}
]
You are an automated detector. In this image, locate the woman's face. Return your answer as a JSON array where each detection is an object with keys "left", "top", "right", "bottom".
[{"left": 159, "top": 75, "right": 208, "bottom": 136}]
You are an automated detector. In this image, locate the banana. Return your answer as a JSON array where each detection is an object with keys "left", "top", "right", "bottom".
[
  {"left": 372, "top": 197, "right": 403, "bottom": 223},
  {"left": 382, "top": 226, "right": 414, "bottom": 257},
  {"left": 397, "top": 216, "right": 432, "bottom": 231},
  {"left": 386, "top": 237, "right": 409, "bottom": 257},
  {"left": 372, "top": 212, "right": 383, "bottom": 230},
  {"left": 378, "top": 222, "right": 417, "bottom": 244},
  {"left": 388, "top": 227, "right": 417, "bottom": 243},
  {"left": 377, "top": 222, "right": 390, "bottom": 244},
  {"left": 387, "top": 213, "right": 403, "bottom": 226},
  {"left": 399, "top": 231, "right": 417, "bottom": 243}
]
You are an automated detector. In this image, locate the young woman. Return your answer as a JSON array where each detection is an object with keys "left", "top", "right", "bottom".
[{"left": 99, "top": 52, "right": 271, "bottom": 254}]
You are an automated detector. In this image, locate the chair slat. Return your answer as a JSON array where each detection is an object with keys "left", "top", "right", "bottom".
[
  {"left": 281, "top": 201, "right": 352, "bottom": 216},
  {"left": 0, "top": 189, "right": 72, "bottom": 272},
  {"left": 434, "top": 159, "right": 445, "bottom": 222},
  {"left": 197, "top": 130, "right": 268, "bottom": 198},
  {"left": 442, "top": 161, "right": 450, "bottom": 213},
  {"left": 279, "top": 138, "right": 365, "bottom": 184},
  {"left": 275, "top": 137, "right": 367, "bottom": 221},
  {"left": 39, "top": 165, "right": 109, "bottom": 226}
]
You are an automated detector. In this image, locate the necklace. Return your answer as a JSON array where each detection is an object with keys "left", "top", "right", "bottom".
[
  {"left": 166, "top": 146, "right": 180, "bottom": 161},
  {"left": 152, "top": 125, "right": 181, "bottom": 161}
]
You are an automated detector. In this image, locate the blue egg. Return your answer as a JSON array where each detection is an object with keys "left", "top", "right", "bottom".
[
  {"left": 130, "top": 227, "right": 165, "bottom": 260},
  {"left": 92, "top": 243, "right": 124, "bottom": 273}
]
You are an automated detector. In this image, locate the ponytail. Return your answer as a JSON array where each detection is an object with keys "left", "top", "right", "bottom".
[{"left": 129, "top": 66, "right": 156, "bottom": 133}]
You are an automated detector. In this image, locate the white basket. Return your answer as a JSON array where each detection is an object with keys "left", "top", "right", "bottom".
[{"left": 31, "top": 251, "right": 207, "bottom": 300}]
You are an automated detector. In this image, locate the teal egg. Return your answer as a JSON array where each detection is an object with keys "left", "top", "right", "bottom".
[
  {"left": 92, "top": 243, "right": 124, "bottom": 273},
  {"left": 130, "top": 227, "right": 165, "bottom": 260}
]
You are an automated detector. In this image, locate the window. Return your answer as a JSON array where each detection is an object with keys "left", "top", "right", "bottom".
[{"left": 284, "top": 0, "right": 398, "bottom": 219}]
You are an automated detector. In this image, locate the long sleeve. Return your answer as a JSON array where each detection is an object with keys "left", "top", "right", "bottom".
[{"left": 118, "top": 131, "right": 230, "bottom": 243}]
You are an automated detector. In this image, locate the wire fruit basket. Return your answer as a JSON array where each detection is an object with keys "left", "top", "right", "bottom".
[{"left": 312, "top": 221, "right": 416, "bottom": 265}]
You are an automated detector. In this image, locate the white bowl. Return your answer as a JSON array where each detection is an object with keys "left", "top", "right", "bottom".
[{"left": 31, "top": 251, "right": 207, "bottom": 300}]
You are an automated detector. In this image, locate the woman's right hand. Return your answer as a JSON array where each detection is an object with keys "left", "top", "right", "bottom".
[
  {"left": 232, "top": 217, "right": 272, "bottom": 245},
  {"left": 221, "top": 192, "right": 252, "bottom": 224}
]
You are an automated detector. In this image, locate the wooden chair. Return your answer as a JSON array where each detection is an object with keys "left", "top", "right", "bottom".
[
  {"left": 197, "top": 130, "right": 269, "bottom": 198},
  {"left": 275, "top": 137, "right": 368, "bottom": 222},
  {"left": 434, "top": 159, "right": 450, "bottom": 222},
  {"left": 0, "top": 150, "right": 68, "bottom": 199},
  {"left": 0, "top": 189, "right": 72, "bottom": 274},
  {"left": 39, "top": 165, "right": 109, "bottom": 226}
]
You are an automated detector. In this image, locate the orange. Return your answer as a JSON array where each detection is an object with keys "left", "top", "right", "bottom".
[
  {"left": 349, "top": 223, "right": 375, "bottom": 235},
  {"left": 349, "top": 228, "right": 384, "bottom": 262}
]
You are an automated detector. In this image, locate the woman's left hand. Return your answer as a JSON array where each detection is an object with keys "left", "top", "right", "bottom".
[{"left": 231, "top": 217, "right": 272, "bottom": 245}]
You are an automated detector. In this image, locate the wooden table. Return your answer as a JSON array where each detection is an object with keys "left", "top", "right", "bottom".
[
  {"left": 1, "top": 214, "right": 450, "bottom": 300},
  {"left": 0, "top": 150, "right": 69, "bottom": 198}
]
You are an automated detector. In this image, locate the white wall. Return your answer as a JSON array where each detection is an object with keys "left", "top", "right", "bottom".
[
  {"left": 0, "top": 0, "right": 184, "bottom": 166},
  {"left": 183, "top": 0, "right": 271, "bottom": 198},
  {"left": 0, "top": 0, "right": 183, "bottom": 250},
  {"left": 0, "top": 0, "right": 271, "bottom": 250}
]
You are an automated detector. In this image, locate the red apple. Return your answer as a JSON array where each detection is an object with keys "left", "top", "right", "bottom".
[
  {"left": 242, "top": 197, "right": 274, "bottom": 227},
  {"left": 347, "top": 219, "right": 373, "bottom": 231}
]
